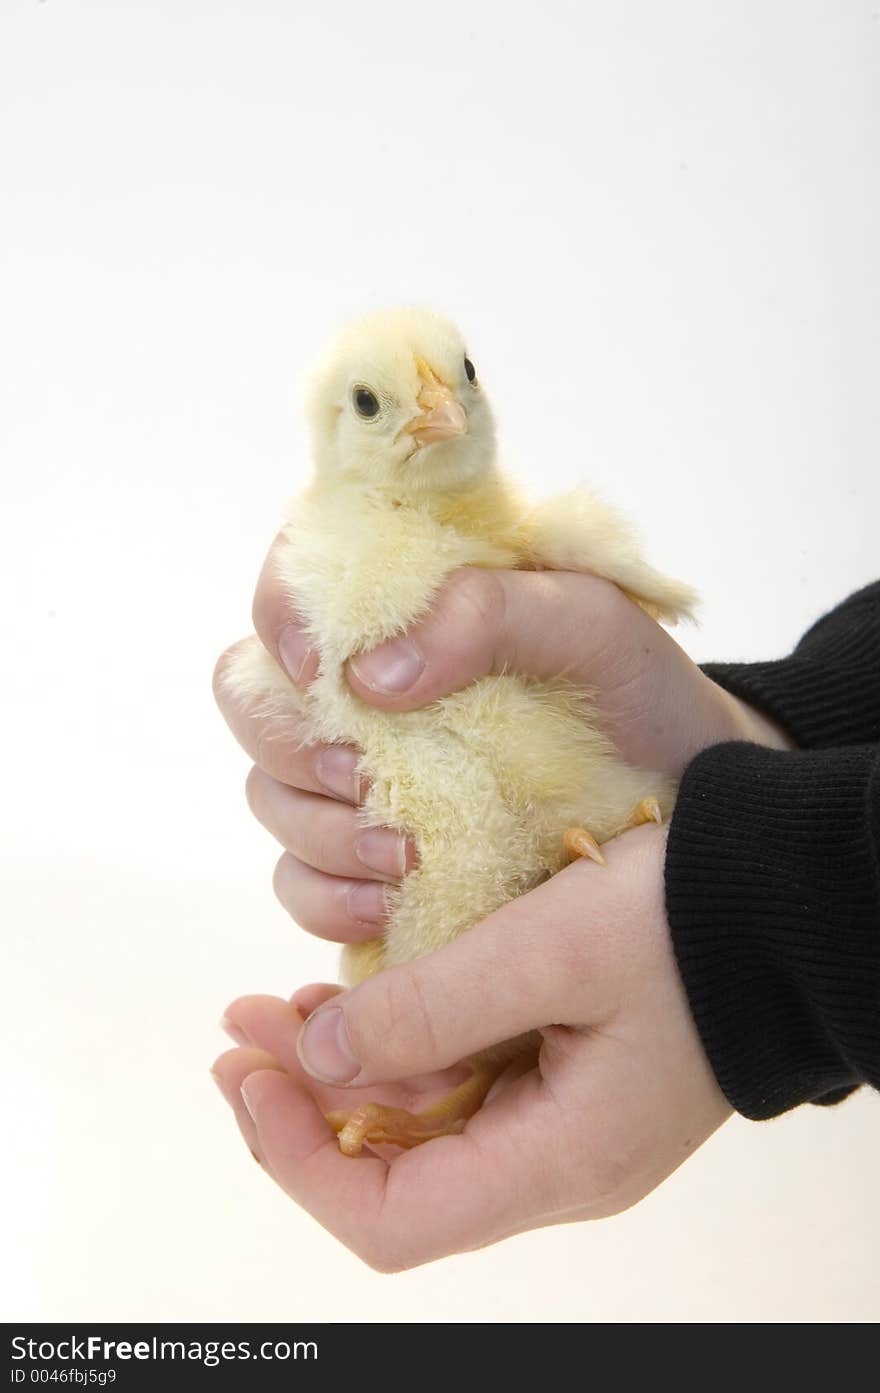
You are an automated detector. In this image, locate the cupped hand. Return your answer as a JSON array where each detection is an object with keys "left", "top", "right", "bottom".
[{"left": 211, "top": 825, "right": 732, "bottom": 1270}]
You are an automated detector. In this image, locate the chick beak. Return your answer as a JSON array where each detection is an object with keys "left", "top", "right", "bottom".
[{"left": 405, "top": 360, "right": 468, "bottom": 446}]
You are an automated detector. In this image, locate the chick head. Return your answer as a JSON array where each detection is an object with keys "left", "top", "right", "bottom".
[{"left": 305, "top": 307, "right": 496, "bottom": 498}]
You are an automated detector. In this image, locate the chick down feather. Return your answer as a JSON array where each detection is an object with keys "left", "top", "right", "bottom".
[{"left": 222, "top": 307, "right": 695, "bottom": 991}]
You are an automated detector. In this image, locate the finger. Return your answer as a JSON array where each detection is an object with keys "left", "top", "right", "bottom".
[
  {"left": 221, "top": 992, "right": 469, "bottom": 1111},
  {"left": 248, "top": 549, "right": 662, "bottom": 715},
  {"left": 290, "top": 983, "right": 344, "bottom": 1018},
  {"left": 238, "top": 1068, "right": 397, "bottom": 1268},
  {"left": 252, "top": 536, "right": 321, "bottom": 690},
  {"left": 224, "top": 996, "right": 371, "bottom": 1103},
  {"left": 221, "top": 991, "right": 473, "bottom": 1131},
  {"left": 246, "top": 767, "right": 417, "bottom": 883},
  {"left": 341, "top": 567, "right": 737, "bottom": 778},
  {"left": 210, "top": 1045, "right": 285, "bottom": 1169},
  {"left": 342, "top": 566, "right": 668, "bottom": 711},
  {"left": 241, "top": 1062, "right": 572, "bottom": 1270},
  {"left": 213, "top": 641, "right": 363, "bottom": 801},
  {"left": 273, "top": 853, "right": 390, "bottom": 943},
  {"left": 223, "top": 994, "right": 324, "bottom": 1077},
  {"left": 295, "top": 855, "right": 611, "bottom": 1088},
  {"left": 224, "top": 1002, "right": 591, "bottom": 1265}
]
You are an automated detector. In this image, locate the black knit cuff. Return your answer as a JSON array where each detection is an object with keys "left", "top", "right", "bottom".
[
  {"left": 702, "top": 582, "right": 880, "bottom": 750},
  {"left": 665, "top": 742, "right": 880, "bottom": 1120}
]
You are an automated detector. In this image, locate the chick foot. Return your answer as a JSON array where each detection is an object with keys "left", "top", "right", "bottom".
[{"left": 326, "top": 1065, "right": 499, "bottom": 1157}]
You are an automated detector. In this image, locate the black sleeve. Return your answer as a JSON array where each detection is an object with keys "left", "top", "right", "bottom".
[
  {"left": 665, "top": 580, "right": 880, "bottom": 1119},
  {"left": 701, "top": 580, "right": 880, "bottom": 750},
  {"left": 665, "top": 742, "right": 880, "bottom": 1118}
]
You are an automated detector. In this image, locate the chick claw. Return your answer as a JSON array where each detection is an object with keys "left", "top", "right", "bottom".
[
  {"left": 626, "top": 796, "right": 663, "bottom": 829},
  {"left": 563, "top": 826, "right": 607, "bottom": 866},
  {"left": 326, "top": 1102, "right": 468, "bottom": 1157}
]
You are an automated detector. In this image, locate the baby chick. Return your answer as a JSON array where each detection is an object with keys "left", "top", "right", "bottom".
[{"left": 223, "top": 307, "right": 696, "bottom": 1155}]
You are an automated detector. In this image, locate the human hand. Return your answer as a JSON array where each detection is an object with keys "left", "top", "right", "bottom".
[
  {"left": 247, "top": 544, "right": 794, "bottom": 774},
  {"left": 213, "top": 546, "right": 792, "bottom": 941},
  {"left": 211, "top": 824, "right": 732, "bottom": 1270}
]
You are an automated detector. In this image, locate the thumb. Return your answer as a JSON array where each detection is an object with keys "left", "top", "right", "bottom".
[
  {"left": 343, "top": 565, "right": 655, "bottom": 712},
  {"left": 295, "top": 860, "right": 600, "bottom": 1087}
]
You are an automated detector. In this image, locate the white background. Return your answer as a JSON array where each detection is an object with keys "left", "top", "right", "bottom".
[{"left": 2, "top": 0, "right": 878, "bottom": 1322}]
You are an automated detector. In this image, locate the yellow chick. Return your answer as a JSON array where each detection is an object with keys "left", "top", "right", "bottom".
[{"left": 223, "top": 307, "right": 696, "bottom": 1155}]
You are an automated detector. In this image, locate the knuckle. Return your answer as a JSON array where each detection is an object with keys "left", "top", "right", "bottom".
[
  {"left": 271, "top": 855, "right": 325, "bottom": 933},
  {"left": 403, "top": 968, "right": 441, "bottom": 1059},
  {"left": 446, "top": 566, "right": 505, "bottom": 637},
  {"left": 251, "top": 717, "right": 294, "bottom": 782},
  {"left": 271, "top": 853, "right": 293, "bottom": 908},
  {"left": 358, "top": 967, "right": 440, "bottom": 1071},
  {"left": 577, "top": 571, "right": 626, "bottom": 622},
  {"left": 305, "top": 811, "right": 345, "bottom": 871},
  {"left": 244, "top": 765, "right": 265, "bottom": 819},
  {"left": 251, "top": 722, "right": 275, "bottom": 777},
  {"left": 250, "top": 716, "right": 316, "bottom": 786},
  {"left": 272, "top": 856, "right": 340, "bottom": 936},
  {"left": 549, "top": 912, "right": 593, "bottom": 984},
  {"left": 357, "top": 1197, "right": 422, "bottom": 1273},
  {"left": 582, "top": 1146, "right": 633, "bottom": 1213},
  {"left": 212, "top": 643, "right": 244, "bottom": 706},
  {"left": 391, "top": 967, "right": 441, "bottom": 1062},
  {"left": 251, "top": 533, "right": 291, "bottom": 637},
  {"left": 356, "top": 1239, "right": 409, "bottom": 1275}
]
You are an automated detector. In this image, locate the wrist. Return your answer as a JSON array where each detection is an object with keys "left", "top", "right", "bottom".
[{"left": 716, "top": 685, "right": 797, "bottom": 753}]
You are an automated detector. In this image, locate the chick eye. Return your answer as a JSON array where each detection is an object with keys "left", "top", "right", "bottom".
[
  {"left": 353, "top": 386, "right": 380, "bottom": 418},
  {"left": 464, "top": 356, "right": 477, "bottom": 384}
]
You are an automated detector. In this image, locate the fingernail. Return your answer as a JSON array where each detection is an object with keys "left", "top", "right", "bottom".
[
  {"left": 347, "top": 880, "right": 388, "bottom": 925},
  {"left": 278, "top": 623, "right": 314, "bottom": 686},
  {"left": 240, "top": 1079, "right": 258, "bottom": 1122},
  {"left": 297, "top": 1006, "right": 360, "bottom": 1084},
  {"left": 355, "top": 827, "right": 409, "bottom": 877},
  {"left": 315, "top": 746, "right": 361, "bottom": 802},
  {"left": 350, "top": 636, "right": 424, "bottom": 693},
  {"left": 220, "top": 1016, "right": 250, "bottom": 1046}
]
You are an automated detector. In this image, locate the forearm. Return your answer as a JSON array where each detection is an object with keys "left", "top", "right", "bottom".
[
  {"left": 703, "top": 581, "right": 880, "bottom": 750},
  {"left": 665, "top": 741, "right": 880, "bottom": 1118}
]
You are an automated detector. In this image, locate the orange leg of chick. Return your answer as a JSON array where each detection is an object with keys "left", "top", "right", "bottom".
[{"left": 326, "top": 1062, "right": 501, "bottom": 1157}]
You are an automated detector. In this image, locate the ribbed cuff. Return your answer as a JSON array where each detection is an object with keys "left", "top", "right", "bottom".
[
  {"left": 665, "top": 742, "right": 880, "bottom": 1120},
  {"left": 702, "top": 582, "right": 880, "bottom": 751}
]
